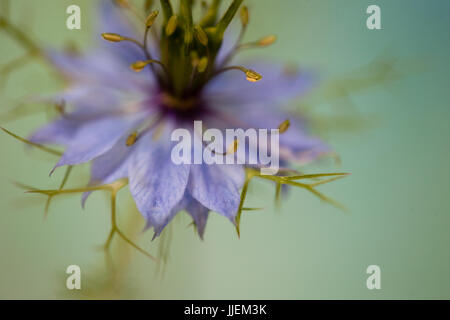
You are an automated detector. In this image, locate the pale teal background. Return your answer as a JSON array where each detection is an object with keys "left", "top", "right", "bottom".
[{"left": 0, "top": 0, "right": 449, "bottom": 299}]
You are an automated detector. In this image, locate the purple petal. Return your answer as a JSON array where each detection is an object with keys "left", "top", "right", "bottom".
[
  {"left": 53, "top": 114, "right": 143, "bottom": 171},
  {"left": 205, "top": 106, "right": 330, "bottom": 164},
  {"left": 90, "top": 136, "right": 134, "bottom": 184},
  {"left": 96, "top": 0, "right": 148, "bottom": 64},
  {"left": 128, "top": 127, "right": 190, "bottom": 236},
  {"left": 29, "top": 95, "right": 142, "bottom": 147},
  {"left": 185, "top": 196, "right": 210, "bottom": 240},
  {"left": 30, "top": 117, "right": 81, "bottom": 146},
  {"left": 215, "top": 23, "right": 240, "bottom": 66},
  {"left": 47, "top": 50, "right": 150, "bottom": 91},
  {"left": 188, "top": 163, "right": 244, "bottom": 222},
  {"left": 81, "top": 133, "right": 137, "bottom": 207},
  {"left": 205, "top": 62, "right": 314, "bottom": 107}
]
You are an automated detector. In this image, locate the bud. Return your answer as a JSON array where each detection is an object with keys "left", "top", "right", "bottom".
[
  {"left": 245, "top": 69, "right": 262, "bottom": 82},
  {"left": 258, "top": 35, "right": 277, "bottom": 47},
  {"left": 194, "top": 26, "right": 209, "bottom": 46},
  {"left": 278, "top": 119, "right": 290, "bottom": 134},
  {"left": 101, "top": 33, "right": 124, "bottom": 42},
  {"left": 240, "top": 6, "right": 249, "bottom": 28},
  {"left": 166, "top": 15, "right": 178, "bottom": 36},
  {"left": 145, "top": 10, "right": 159, "bottom": 27}
]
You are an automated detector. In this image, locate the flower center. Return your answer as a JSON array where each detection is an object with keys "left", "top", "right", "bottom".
[
  {"left": 102, "top": 0, "right": 275, "bottom": 109},
  {"left": 161, "top": 92, "right": 197, "bottom": 111}
]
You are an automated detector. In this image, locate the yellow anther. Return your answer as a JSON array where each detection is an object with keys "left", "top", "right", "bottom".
[
  {"left": 197, "top": 57, "right": 209, "bottom": 73},
  {"left": 245, "top": 69, "right": 263, "bottom": 82},
  {"left": 131, "top": 59, "right": 168, "bottom": 75},
  {"left": 166, "top": 15, "right": 178, "bottom": 36},
  {"left": 101, "top": 33, "right": 124, "bottom": 42},
  {"left": 226, "top": 139, "right": 239, "bottom": 155},
  {"left": 115, "top": 0, "right": 130, "bottom": 8},
  {"left": 214, "top": 66, "right": 263, "bottom": 83},
  {"left": 240, "top": 6, "right": 249, "bottom": 28},
  {"left": 258, "top": 35, "right": 277, "bottom": 47},
  {"left": 278, "top": 119, "right": 291, "bottom": 134},
  {"left": 145, "top": 10, "right": 159, "bottom": 27},
  {"left": 194, "top": 26, "right": 209, "bottom": 46},
  {"left": 126, "top": 131, "right": 138, "bottom": 146},
  {"left": 130, "top": 61, "right": 149, "bottom": 72}
]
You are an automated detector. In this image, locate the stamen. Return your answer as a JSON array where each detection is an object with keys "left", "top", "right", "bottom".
[
  {"left": 209, "top": 138, "right": 239, "bottom": 156},
  {"left": 239, "top": 35, "right": 278, "bottom": 50},
  {"left": 180, "top": 0, "right": 194, "bottom": 45},
  {"left": 101, "top": 33, "right": 125, "bottom": 42},
  {"left": 165, "top": 15, "right": 178, "bottom": 36},
  {"left": 258, "top": 35, "right": 277, "bottom": 47},
  {"left": 213, "top": 66, "right": 263, "bottom": 83},
  {"left": 102, "top": 33, "right": 147, "bottom": 55},
  {"left": 130, "top": 59, "right": 169, "bottom": 75},
  {"left": 131, "top": 60, "right": 149, "bottom": 72},
  {"left": 227, "top": 138, "right": 239, "bottom": 155},
  {"left": 245, "top": 69, "right": 263, "bottom": 82},
  {"left": 145, "top": 10, "right": 159, "bottom": 27},
  {"left": 197, "top": 57, "right": 209, "bottom": 73},
  {"left": 194, "top": 25, "right": 209, "bottom": 46},
  {"left": 278, "top": 119, "right": 291, "bottom": 134},
  {"left": 126, "top": 131, "right": 138, "bottom": 146},
  {"left": 240, "top": 5, "right": 249, "bottom": 28}
]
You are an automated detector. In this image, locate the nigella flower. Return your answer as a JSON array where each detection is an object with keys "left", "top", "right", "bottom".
[{"left": 27, "top": 0, "right": 335, "bottom": 240}]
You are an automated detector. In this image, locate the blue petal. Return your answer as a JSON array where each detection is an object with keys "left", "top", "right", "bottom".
[
  {"left": 128, "top": 127, "right": 190, "bottom": 236},
  {"left": 204, "top": 103, "right": 330, "bottom": 164},
  {"left": 188, "top": 163, "right": 244, "bottom": 222},
  {"left": 185, "top": 196, "right": 210, "bottom": 240},
  {"left": 29, "top": 94, "right": 143, "bottom": 147},
  {"left": 81, "top": 133, "right": 138, "bottom": 207},
  {"left": 205, "top": 62, "right": 314, "bottom": 106},
  {"left": 53, "top": 114, "right": 143, "bottom": 171},
  {"left": 96, "top": 0, "right": 148, "bottom": 64},
  {"left": 30, "top": 117, "right": 81, "bottom": 146},
  {"left": 215, "top": 22, "right": 240, "bottom": 66},
  {"left": 47, "top": 50, "right": 150, "bottom": 91},
  {"left": 90, "top": 135, "right": 134, "bottom": 184}
]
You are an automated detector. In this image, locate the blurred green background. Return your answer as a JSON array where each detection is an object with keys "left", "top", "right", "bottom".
[{"left": 1, "top": 0, "right": 449, "bottom": 299}]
